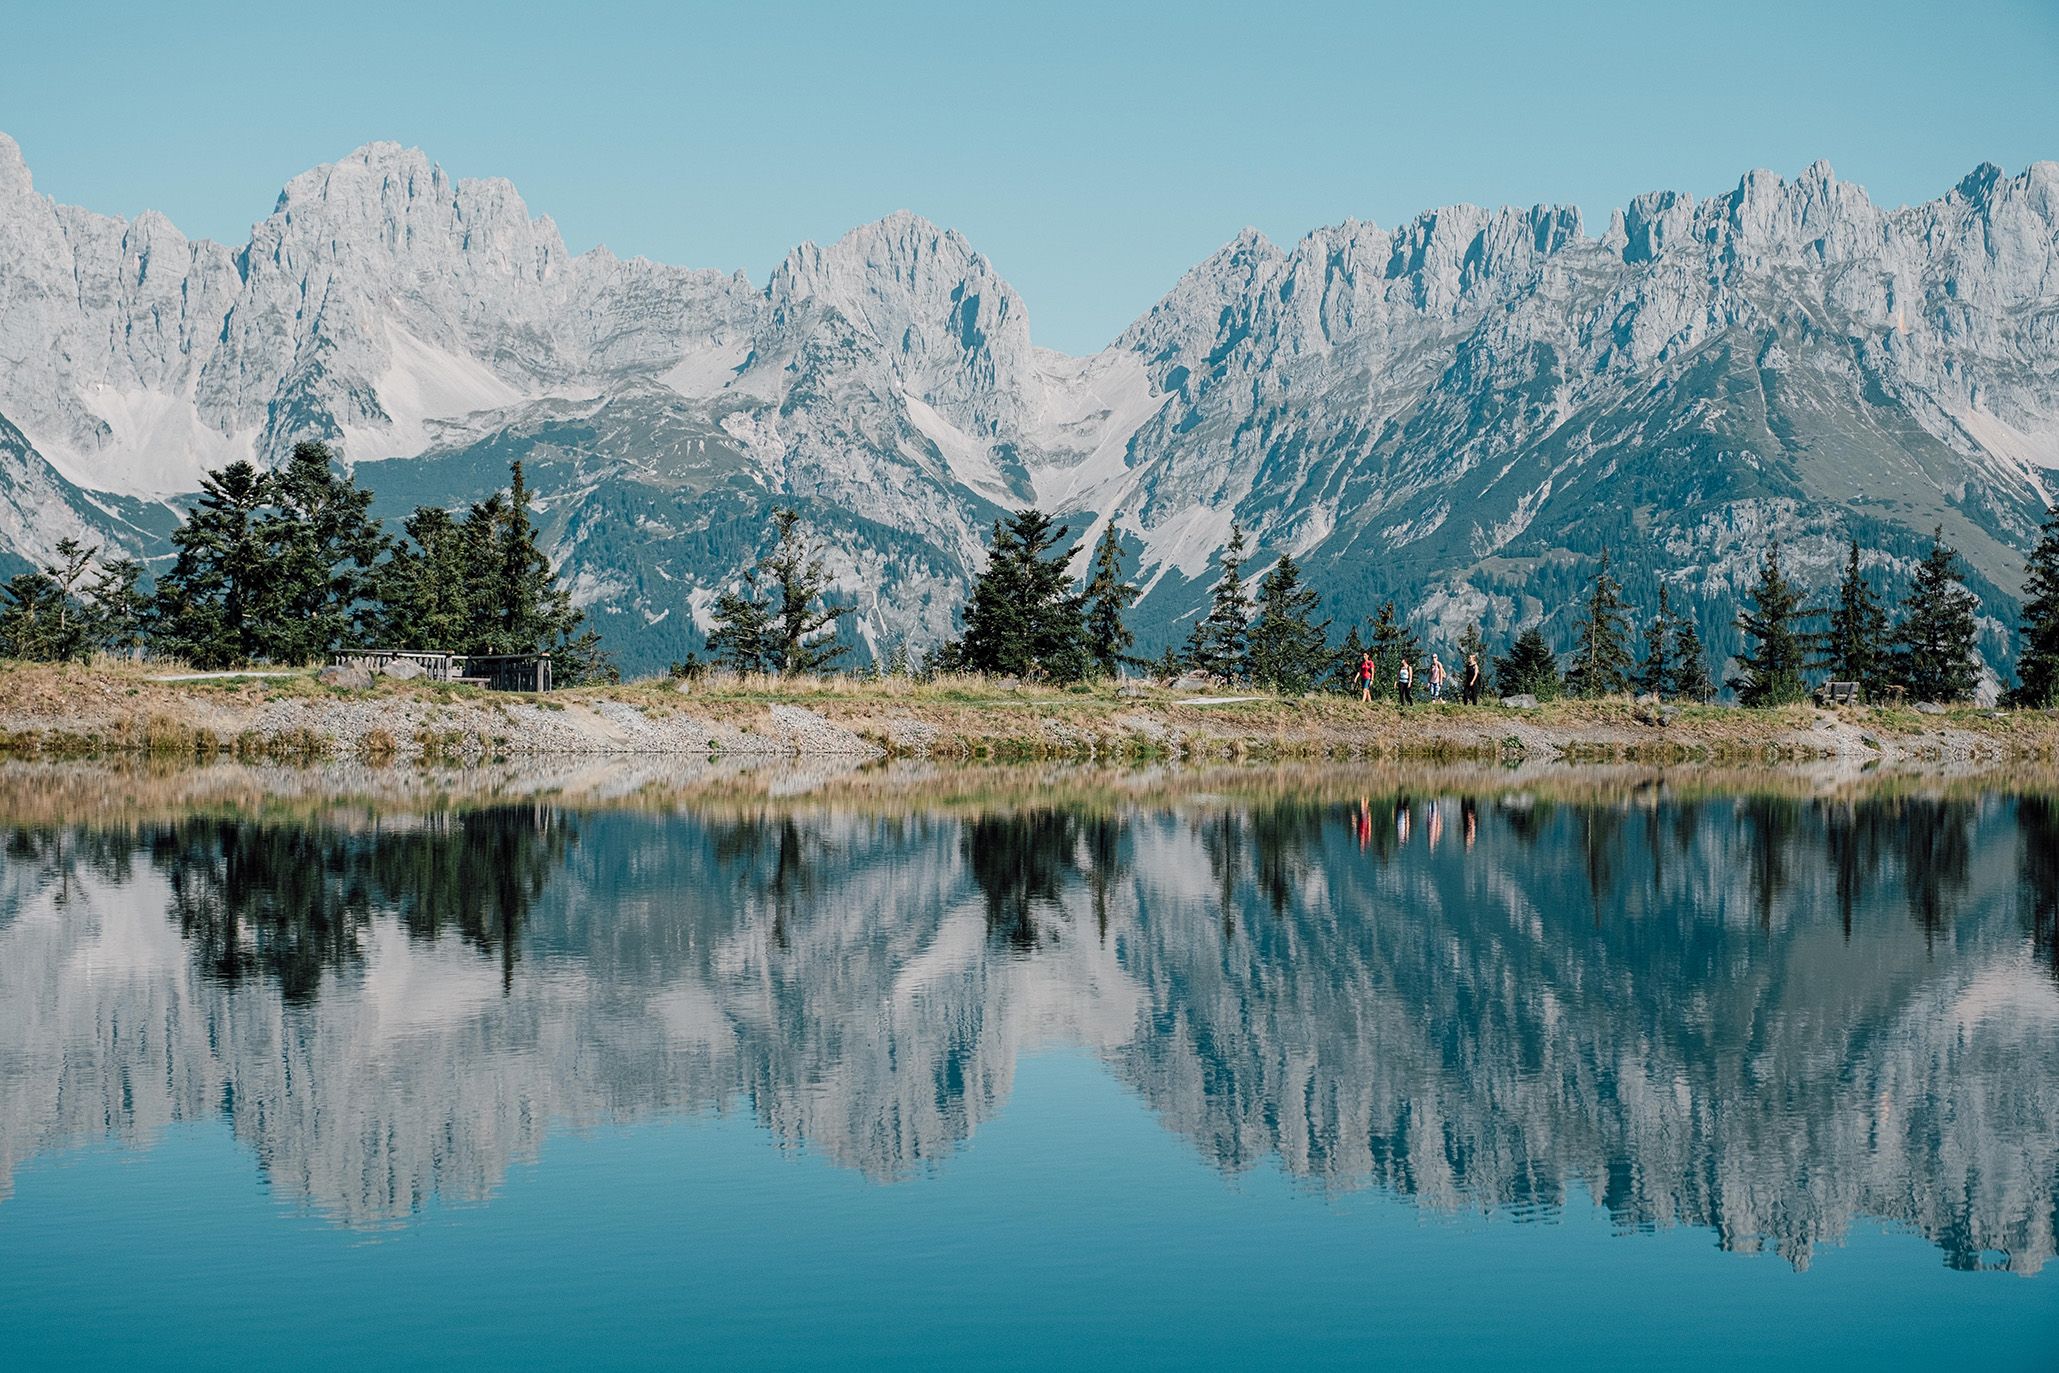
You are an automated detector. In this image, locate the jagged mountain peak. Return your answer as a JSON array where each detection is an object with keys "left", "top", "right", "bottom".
[
  {"left": 770, "top": 207, "right": 1014, "bottom": 315},
  {"left": 0, "top": 131, "right": 30, "bottom": 199},
  {"left": 272, "top": 140, "right": 437, "bottom": 211},
  {"left": 260, "top": 140, "right": 564, "bottom": 266},
  {"left": 764, "top": 207, "right": 1035, "bottom": 435}
]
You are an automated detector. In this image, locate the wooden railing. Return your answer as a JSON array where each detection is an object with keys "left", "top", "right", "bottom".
[
  {"left": 461, "top": 654, "right": 553, "bottom": 693},
  {"left": 329, "top": 650, "right": 552, "bottom": 692},
  {"left": 334, "top": 649, "right": 463, "bottom": 680}
]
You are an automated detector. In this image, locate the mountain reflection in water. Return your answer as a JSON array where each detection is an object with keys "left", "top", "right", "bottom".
[{"left": 1, "top": 787, "right": 2055, "bottom": 1274}]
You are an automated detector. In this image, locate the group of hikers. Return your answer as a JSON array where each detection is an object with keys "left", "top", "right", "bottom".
[{"left": 1353, "top": 649, "right": 1483, "bottom": 706}]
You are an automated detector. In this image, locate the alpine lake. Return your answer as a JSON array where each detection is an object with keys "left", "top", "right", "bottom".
[{"left": 0, "top": 756, "right": 2053, "bottom": 1371}]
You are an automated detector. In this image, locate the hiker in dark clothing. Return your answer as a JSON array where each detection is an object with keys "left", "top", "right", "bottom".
[
  {"left": 1461, "top": 652, "right": 1483, "bottom": 705},
  {"left": 1396, "top": 657, "right": 1414, "bottom": 707}
]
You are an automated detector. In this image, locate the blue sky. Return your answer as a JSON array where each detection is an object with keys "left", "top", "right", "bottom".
[{"left": 6, "top": 0, "right": 2055, "bottom": 353}]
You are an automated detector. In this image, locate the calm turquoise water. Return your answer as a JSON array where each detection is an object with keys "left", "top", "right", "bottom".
[{"left": 1, "top": 783, "right": 2054, "bottom": 1369}]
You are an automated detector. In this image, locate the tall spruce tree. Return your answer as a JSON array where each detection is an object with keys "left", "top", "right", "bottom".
[
  {"left": 1729, "top": 540, "right": 1814, "bottom": 706},
  {"left": 1564, "top": 550, "right": 1635, "bottom": 698},
  {"left": 1892, "top": 525, "right": 1982, "bottom": 704},
  {"left": 1636, "top": 584, "right": 1675, "bottom": 698},
  {"left": 152, "top": 460, "right": 274, "bottom": 668},
  {"left": 490, "top": 463, "right": 615, "bottom": 684},
  {"left": 0, "top": 572, "right": 62, "bottom": 660},
  {"left": 2015, "top": 502, "right": 2059, "bottom": 708},
  {"left": 1667, "top": 614, "right": 1716, "bottom": 702},
  {"left": 954, "top": 508, "right": 1088, "bottom": 680},
  {"left": 1081, "top": 524, "right": 1139, "bottom": 677},
  {"left": 1818, "top": 535, "right": 1891, "bottom": 697},
  {"left": 1182, "top": 522, "right": 1252, "bottom": 682},
  {"left": 1493, "top": 628, "right": 1561, "bottom": 700},
  {"left": 1245, "top": 554, "right": 1330, "bottom": 692},
  {"left": 259, "top": 441, "right": 385, "bottom": 662},
  {"left": 492, "top": 461, "right": 561, "bottom": 655},
  {"left": 370, "top": 506, "right": 477, "bottom": 651},
  {"left": 1366, "top": 600, "right": 1422, "bottom": 683}
]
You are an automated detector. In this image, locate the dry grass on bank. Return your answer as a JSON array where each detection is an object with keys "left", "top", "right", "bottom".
[{"left": 0, "top": 657, "right": 2054, "bottom": 765}]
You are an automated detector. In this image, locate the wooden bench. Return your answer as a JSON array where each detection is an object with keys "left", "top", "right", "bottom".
[{"left": 1815, "top": 680, "right": 1861, "bottom": 706}]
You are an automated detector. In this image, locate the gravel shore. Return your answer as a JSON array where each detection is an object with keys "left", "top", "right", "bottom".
[{"left": 0, "top": 663, "right": 2053, "bottom": 770}]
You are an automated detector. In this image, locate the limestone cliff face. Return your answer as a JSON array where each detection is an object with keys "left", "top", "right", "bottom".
[{"left": 1, "top": 133, "right": 2053, "bottom": 673}]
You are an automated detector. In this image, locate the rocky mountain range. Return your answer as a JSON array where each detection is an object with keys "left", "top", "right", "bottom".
[{"left": 1, "top": 132, "right": 2054, "bottom": 677}]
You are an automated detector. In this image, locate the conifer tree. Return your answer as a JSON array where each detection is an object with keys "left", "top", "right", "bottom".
[
  {"left": 703, "top": 509, "right": 851, "bottom": 676},
  {"left": 759, "top": 507, "right": 854, "bottom": 675},
  {"left": 1817, "top": 535, "right": 1891, "bottom": 697},
  {"left": 151, "top": 446, "right": 386, "bottom": 667},
  {"left": 706, "top": 574, "right": 774, "bottom": 673},
  {"left": 1182, "top": 522, "right": 1252, "bottom": 682},
  {"left": 3, "top": 541, "right": 154, "bottom": 663},
  {"left": 2015, "top": 501, "right": 2059, "bottom": 708},
  {"left": 369, "top": 463, "right": 614, "bottom": 683},
  {"left": 1328, "top": 623, "right": 1368, "bottom": 692},
  {"left": 1493, "top": 628, "right": 1561, "bottom": 700},
  {"left": 491, "top": 463, "right": 616, "bottom": 684},
  {"left": 1892, "top": 525, "right": 1982, "bottom": 704},
  {"left": 955, "top": 508, "right": 1087, "bottom": 680},
  {"left": 260, "top": 441, "right": 385, "bottom": 662},
  {"left": 1729, "top": 540, "right": 1814, "bottom": 706},
  {"left": 0, "top": 549, "right": 85, "bottom": 661},
  {"left": 85, "top": 556, "right": 150, "bottom": 658},
  {"left": 1636, "top": 584, "right": 1674, "bottom": 698},
  {"left": 152, "top": 460, "right": 273, "bottom": 668},
  {"left": 492, "top": 460, "right": 562, "bottom": 654},
  {"left": 1667, "top": 614, "right": 1716, "bottom": 702},
  {"left": 1245, "top": 553, "right": 1330, "bottom": 692},
  {"left": 1366, "top": 600, "right": 1422, "bottom": 683},
  {"left": 545, "top": 618, "right": 618, "bottom": 688},
  {"left": 1457, "top": 620, "right": 1488, "bottom": 672},
  {"left": 370, "top": 506, "right": 476, "bottom": 651},
  {"left": 1081, "top": 523, "right": 1139, "bottom": 677},
  {"left": 1564, "top": 550, "right": 1634, "bottom": 698}
]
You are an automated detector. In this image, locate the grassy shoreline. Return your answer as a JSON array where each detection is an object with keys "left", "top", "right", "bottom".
[{"left": 1, "top": 660, "right": 2054, "bottom": 769}]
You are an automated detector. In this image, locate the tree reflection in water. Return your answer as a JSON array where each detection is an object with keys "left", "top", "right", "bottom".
[
  {"left": 2024, "top": 796, "right": 2059, "bottom": 977},
  {"left": 1898, "top": 798, "right": 1973, "bottom": 948},
  {"left": 147, "top": 808, "right": 571, "bottom": 1001},
  {"left": 963, "top": 810, "right": 1081, "bottom": 950},
  {"left": 0, "top": 782, "right": 2052, "bottom": 1273},
  {"left": 713, "top": 813, "right": 818, "bottom": 951}
]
